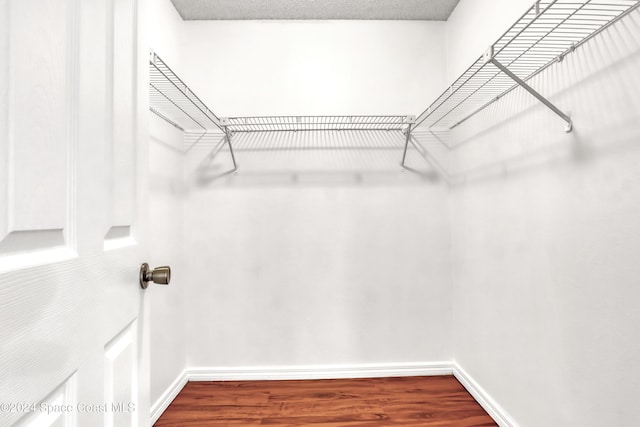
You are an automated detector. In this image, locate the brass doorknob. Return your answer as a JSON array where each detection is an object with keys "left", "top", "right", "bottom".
[{"left": 139, "top": 263, "right": 171, "bottom": 289}]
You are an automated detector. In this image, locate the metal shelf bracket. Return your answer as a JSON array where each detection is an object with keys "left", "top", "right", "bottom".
[
  {"left": 221, "top": 119, "right": 238, "bottom": 171},
  {"left": 401, "top": 115, "right": 416, "bottom": 167},
  {"left": 484, "top": 46, "right": 573, "bottom": 133}
]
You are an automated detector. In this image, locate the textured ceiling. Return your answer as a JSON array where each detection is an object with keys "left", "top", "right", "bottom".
[{"left": 170, "top": 0, "right": 461, "bottom": 21}]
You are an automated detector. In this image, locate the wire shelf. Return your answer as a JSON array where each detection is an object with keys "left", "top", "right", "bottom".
[
  {"left": 414, "top": 0, "right": 640, "bottom": 132},
  {"left": 149, "top": 51, "right": 223, "bottom": 132},
  {"left": 225, "top": 116, "right": 413, "bottom": 132},
  {"left": 149, "top": 52, "right": 411, "bottom": 134},
  {"left": 148, "top": 0, "right": 638, "bottom": 172}
]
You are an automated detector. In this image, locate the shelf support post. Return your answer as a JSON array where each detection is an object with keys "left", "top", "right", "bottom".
[
  {"left": 401, "top": 115, "right": 416, "bottom": 167},
  {"left": 401, "top": 125, "right": 412, "bottom": 167},
  {"left": 221, "top": 119, "right": 238, "bottom": 171},
  {"left": 486, "top": 49, "right": 572, "bottom": 132}
]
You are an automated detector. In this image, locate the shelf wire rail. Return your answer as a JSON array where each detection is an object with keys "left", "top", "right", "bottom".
[
  {"left": 149, "top": 51, "right": 226, "bottom": 132},
  {"left": 412, "top": 0, "right": 640, "bottom": 140},
  {"left": 149, "top": 51, "right": 238, "bottom": 169},
  {"left": 224, "top": 115, "right": 414, "bottom": 132}
]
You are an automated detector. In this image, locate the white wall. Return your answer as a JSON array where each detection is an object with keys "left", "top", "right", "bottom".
[
  {"left": 147, "top": 0, "right": 187, "bottom": 412},
  {"left": 447, "top": 1, "right": 640, "bottom": 426},
  {"left": 179, "top": 20, "right": 453, "bottom": 370},
  {"left": 184, "top": 181, "right": 452, "bottom": 368},
  {"left": 179, "top": 20, "right": 446, "bottom": 116},
  {"left": 445, "top": 0, "right": 531, "bottom": 80}
]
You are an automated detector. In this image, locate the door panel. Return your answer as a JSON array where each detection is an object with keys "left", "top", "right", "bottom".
[
  {"left": 6, "top": 0, "right": 69, "bottom": 233},
  {"left": 0, "top": 0, "right": 149, "bottom": 425},
  {"left": 0, "top": 0, "right": 74, "bottom": 267},
  {"left": 14, "top": 373, "right": 77, "bottom": 427},
  {"left": 110, "top": 0, "right": 136, "bottom": 237},
  {"left": 105, "top": 321, "right": 137, "bottom": 427}
]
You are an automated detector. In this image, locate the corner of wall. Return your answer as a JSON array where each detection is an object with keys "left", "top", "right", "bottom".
[{"left": 453, "top": 362, "right": 519, "bottom": 427}]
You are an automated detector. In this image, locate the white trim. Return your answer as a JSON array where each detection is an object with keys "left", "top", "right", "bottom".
[
  {"left": 187, "top": 361, "right": 453, "bottom": 382},
  {"left": 151, "top": 362, "right": 519, "bottom": 427},
  {"left": 453, "top": 363, "right": 518, "bottom": 427},
  {"left": 150, "top": 369, "right": 188, "bottom": 425}
]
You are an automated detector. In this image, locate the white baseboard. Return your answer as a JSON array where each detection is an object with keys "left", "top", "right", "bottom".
[
  {"left": 150, "top": 362, "right": 516, "bottom": 427},
  {"left": 188, "top": 361, "right": 453, "bottom": 381},
  {"left": 150, "top": 369, "right": 188, "bottom": 425},
  {"left": 453, "top": 363, "right": 518, "bottom": 427}
]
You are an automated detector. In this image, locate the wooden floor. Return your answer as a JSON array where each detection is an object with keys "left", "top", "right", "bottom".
[{"left": 154, "top": 376, "right": 497, "bottom": 426}]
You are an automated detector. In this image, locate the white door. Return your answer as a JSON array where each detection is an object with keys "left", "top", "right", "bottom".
[{"left": 0, "top": 0, "right": 151, "bottom": 426}]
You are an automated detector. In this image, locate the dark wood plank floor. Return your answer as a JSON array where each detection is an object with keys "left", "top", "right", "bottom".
[{"left": 154, "top": 376, "right": 497, "bottom": 426}]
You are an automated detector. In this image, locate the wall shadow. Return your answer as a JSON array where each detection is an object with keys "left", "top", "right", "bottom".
[{"left": 187, "top": 129, "right": 441, "bottom": 188}]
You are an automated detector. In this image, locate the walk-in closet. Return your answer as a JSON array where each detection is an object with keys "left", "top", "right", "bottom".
[{"left": 1, "top": 1, "right": 639, "bottom": 426}]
